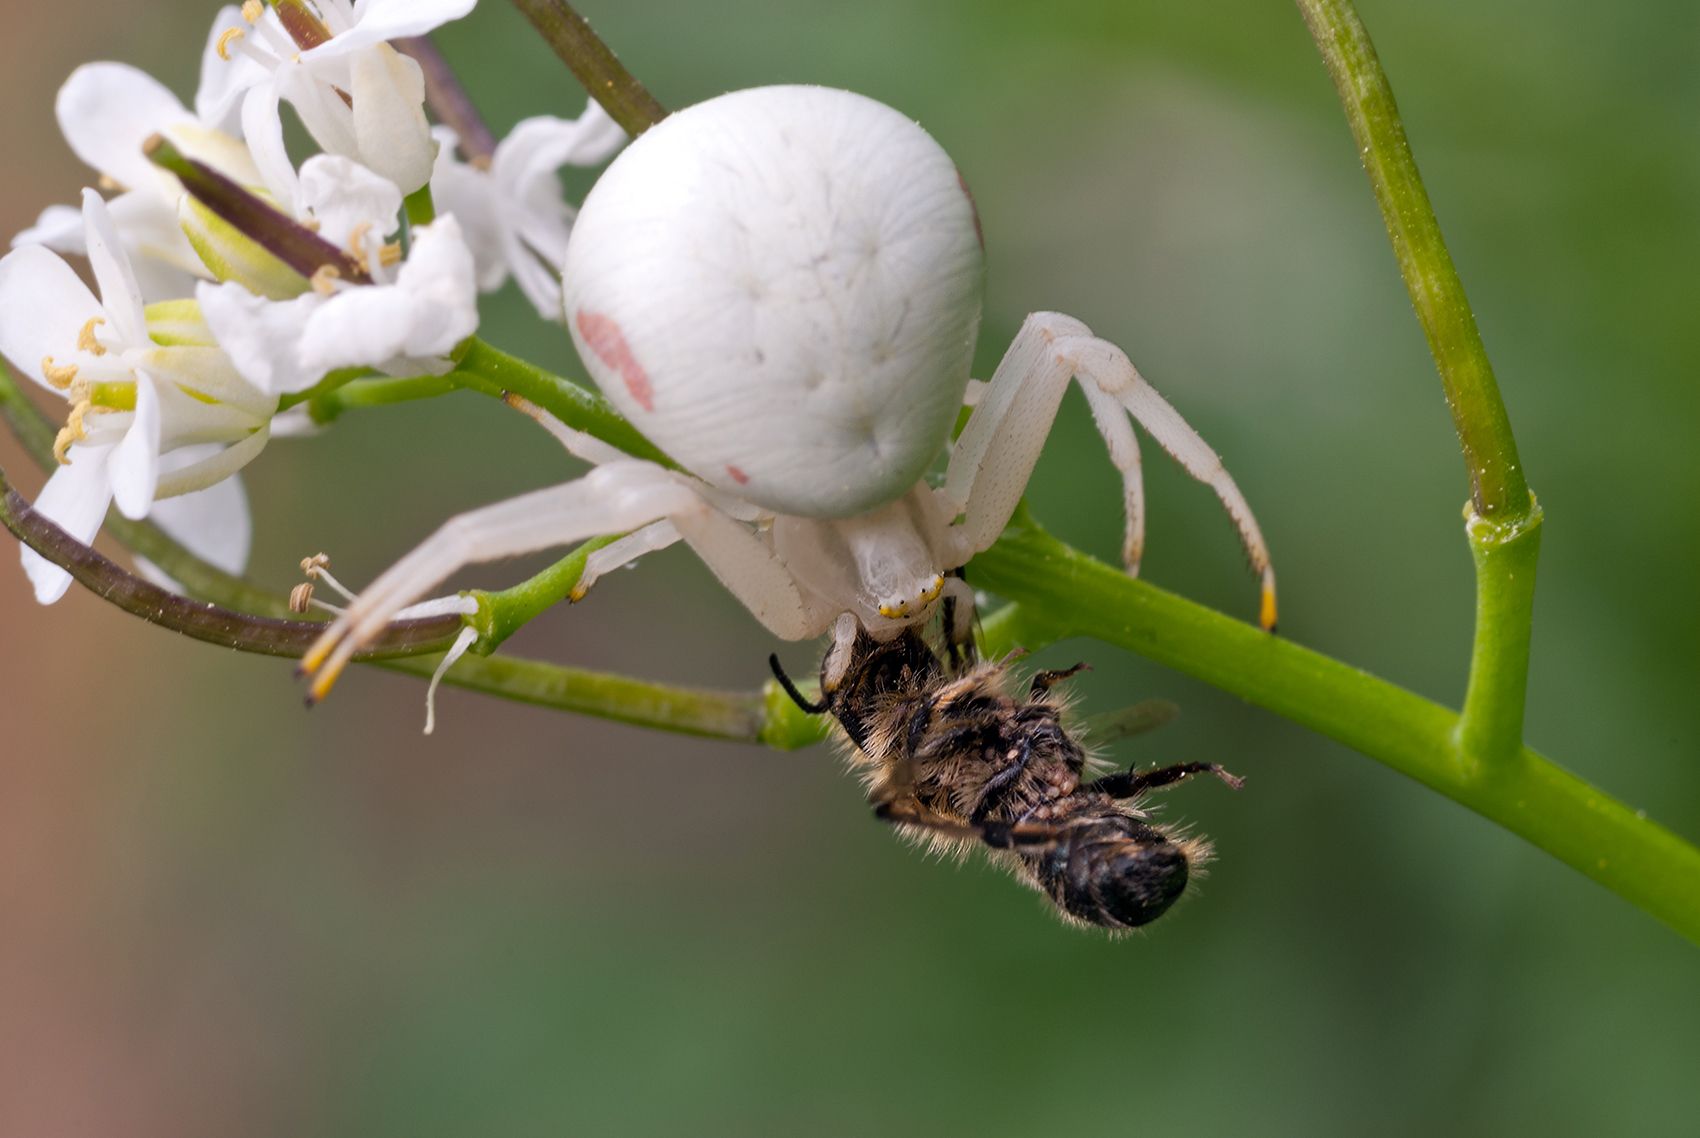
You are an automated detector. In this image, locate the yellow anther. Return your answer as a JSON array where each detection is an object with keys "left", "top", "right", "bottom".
[
  {"left": 216, "top": 26, "right": 246, "bottom": 61},
  {"left": 289, "top": 582, "right": 316, "bottom": 613},
  {"left": 310, "top": 264, "right": 341, "bottom": 295},
  {"left": 98, "top": 174, "right": 124, "bottom": 193},
  {"left": 76, "top": 316, "right": 108, "bottom": 356},
  {"left": 301, "top": 216, "right": 322, "bottom": 233},
  {"left": 377, "top": 241, "right": 402, "bottom": 267},
  {"left": 52, "top": 401, "right": 93, "bottom": 464},
  {"left": 40, "top": 355, "right": 79, "bottom": 390},
  {"left": 301, "top": 552, "right": 332, "bottom": 577},
  {"left": 347, "top": 221, "right": 374, "bottom": 265},
  {"left": 241, "top": 0, "right": 263, "bottom": 23}
]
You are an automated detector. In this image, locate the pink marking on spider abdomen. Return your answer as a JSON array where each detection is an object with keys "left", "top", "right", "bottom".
[
  {"left": 575, "top": 310, "right": 654, "bottom": 412},
  {"left": 725, "top": 464, "right": 750, "bottom": 485}
]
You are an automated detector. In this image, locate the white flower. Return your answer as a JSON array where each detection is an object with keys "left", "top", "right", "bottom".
[
  {"left": 198, "top": 214, "right": 480, "bottom": 396},
  {"left": 431, "top": 102, "right": 627, "bottom": 319},
  {"left": 0, "top": 192, "right": 273, "bottom": 603},
  {"left": 12, "top": 27, "right": 267, "bottom": 299},
  {"left": 214, "top": 0, "right": 478, "bottom": 200}
]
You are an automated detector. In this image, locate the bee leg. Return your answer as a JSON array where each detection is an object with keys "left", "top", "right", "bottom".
[
  {"left": 940, "top": 573, "right": 977, "bottom": 673},
  {"left": 873, "top": 796, "right": 1061, "bottom": 851},
  {"left": 1085, "top": 761, "right": 1244, "bottom": 800},
  {"left": 1028, "top": 662, "right": 1090, "bottom": 697}
]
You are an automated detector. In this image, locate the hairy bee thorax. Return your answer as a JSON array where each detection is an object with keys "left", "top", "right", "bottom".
[{"left": 806, "top": 626, "right": 1239, "bottom": 932}]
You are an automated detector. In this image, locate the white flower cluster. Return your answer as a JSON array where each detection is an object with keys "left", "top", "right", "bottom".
[{"left": 3, "top": 0, "right": 625, "bottom": 602}]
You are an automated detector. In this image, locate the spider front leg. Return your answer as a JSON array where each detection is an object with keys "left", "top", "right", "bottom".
[
  {"left": 299, "top": 461, "right": 831, "bottom": 702},
  {"left": 943, "top": 312, "right": 1277, "bottom": 631}
]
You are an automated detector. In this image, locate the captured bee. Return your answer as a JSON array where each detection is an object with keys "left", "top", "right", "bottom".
[{"left": 771, "top": 620, "right": 1243, "bottom": 930}]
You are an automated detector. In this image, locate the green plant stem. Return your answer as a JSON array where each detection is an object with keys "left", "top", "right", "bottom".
[
  {"left": 469, "top": 535, "right": 620, "bottom": 651},
  {"left": 508, "top": 0, "right": 668, "bottom": 136},
  {"left": 304, "top": 374, "right": 459, "bottom": 425},
  {"left": 968, "top": 513, "right": 1700, "bottom": 944},
  {"left": 447, "top": 337, "right": 673, "bottom": 466},
  {"left": 1294, "top": 0, "right": 1529, "bottom": 520},
  {"left": 1457, "top": 501, "right": 1544, "bottom": 766},
  {"left": 1295, "top": 0, "right": 1540, "bottom": 773}
]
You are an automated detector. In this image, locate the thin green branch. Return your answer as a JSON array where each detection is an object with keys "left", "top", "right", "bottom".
[
  {"left": 968, "top": 513, "right": 1700, "bottom": 945},
  {"left": 508, "top": 0, "right": 668, "bottom": 136},
  {"left": 447, "top": 337, "right": 673, "bottom": 467},
  {"left": 469, "top": 535, "right": 619, "bottom": 652},
  {"left": 1295, "top": 0, "right": 1540, "bottom": 769},
  {"left": 304, "top": 374, "right": 458, "bottom": 425},
  {"left": 1294, "top": 0, "right": 1529, "bottom": 520}
]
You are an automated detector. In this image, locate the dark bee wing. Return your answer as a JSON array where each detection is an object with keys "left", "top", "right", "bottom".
[{"left": 1079, "top": 698, "right": 1179, "bottom": 747}]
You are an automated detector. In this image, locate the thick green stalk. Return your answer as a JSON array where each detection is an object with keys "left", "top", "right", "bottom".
[
  {"left": 508, "top": 0, "right": 668, "bottom": 136},
  {"left": 1457, "top": 501, "right": 1543, "bottom": 766},
  {"left": 1295, "top": 0, "right": 1539, "bottom": 769},
  {"left": 968, "top": 516, "right": 1700, "bottom": 944}
]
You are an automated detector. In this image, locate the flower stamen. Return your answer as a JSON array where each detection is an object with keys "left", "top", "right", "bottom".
[
  {"left": 377, "top": 242, "right": 403, "bottom": 268},
  {"left": 289, "top": 582, "right": 316, "bottom": 612},
  {"left": 76, "top": 317, "right": 108, "bottom": 356},
  {"left": 301, "top": 552, "right": 359, "bottom": 602},
  {"left": 241, "top": 0, "right": 263, "bottom": 23},
  {"left": 310, "top": 264, "right": 342, "bottom": 295},
  {"left": 53, "top": 401, "right": 94, "bottom": 464},
  {"left": 216, "top": 26, "right": 247, "bottom": 62},
  {"left": 41, "top": 355, "right": 79, "bottom": 389}
]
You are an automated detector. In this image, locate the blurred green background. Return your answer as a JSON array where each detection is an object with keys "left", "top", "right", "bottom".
[{"left": 2, "top": 1, "right": 1698, "bottom": 1134}]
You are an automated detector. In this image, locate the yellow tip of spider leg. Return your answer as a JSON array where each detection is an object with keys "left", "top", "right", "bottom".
[{"left": 1259, "top": 569, "right": 1278, "bottom": 634}]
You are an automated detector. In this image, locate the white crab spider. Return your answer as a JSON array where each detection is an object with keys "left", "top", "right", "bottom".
[{"left": 301, "top": 85, "right": 1275, "bottom": 701}]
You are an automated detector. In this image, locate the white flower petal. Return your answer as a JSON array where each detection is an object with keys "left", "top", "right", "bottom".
[
  {"left": 501, "top": 108, "right": 626, "bottom": 205},
  {"left": 11, "top": 204, "right": 85, "bottom": 254},
  {"left": 80, "top": 190, "right": 147, "bottom": 346},
  {"left": 284, "top": 66, "right": 360, "bottom": 164},
  {"left": 0, "top": 244, "right": 104, "bottom": 391},
  {"left": 110, "top": 372, "right": 163, "bottom": 519},
  {"left": 56, "top": 63, "right": 192, "bottom": 195},
  {"left": 240, "top": 82, "right": 300, "bottom": 207},
  {"left": 429, "top": 131, "right": 507, "bottom": 291},
  {"left": 105, "top": 188, "right": 208, "bottom": 283},
  {"left": 299, "top": 216, "right": 477, "bottom": 372},
  {"left": 313, "top": 0, "right": 478, "bottom": 56},
  {"left": 21, "top": 445, "right": 116, "bottom": 604},
  {"left": 298, "top": 154, "right": 403, "bottom": 249},
  {"left": 154, "top": 426, "right": 269, "bottom": 500},
  {"left": 146, "top": 461, "right": 253, "bottom": 577},
  {"left": 196, "top": 280, "right": 321, "bottom": 395},
  {"left": 348, "top": 46, "right": 434, "bottom": 195},
  {"left": 195, "top": 6, "right": 270, "bottom": 131}
]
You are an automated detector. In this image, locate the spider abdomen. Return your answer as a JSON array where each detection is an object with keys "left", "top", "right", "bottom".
[{"left": 562, "top": 86, "right": 986, "bottom": 519}]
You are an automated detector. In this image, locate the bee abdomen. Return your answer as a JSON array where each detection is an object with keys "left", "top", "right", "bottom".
[{"left": 1025, "top": 815, "right": 1191, "bottom": 930}]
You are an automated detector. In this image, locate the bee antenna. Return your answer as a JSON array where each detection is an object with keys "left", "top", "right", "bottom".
[{"left": 769, "top": 653, "right": 830, "bottom": 714}]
